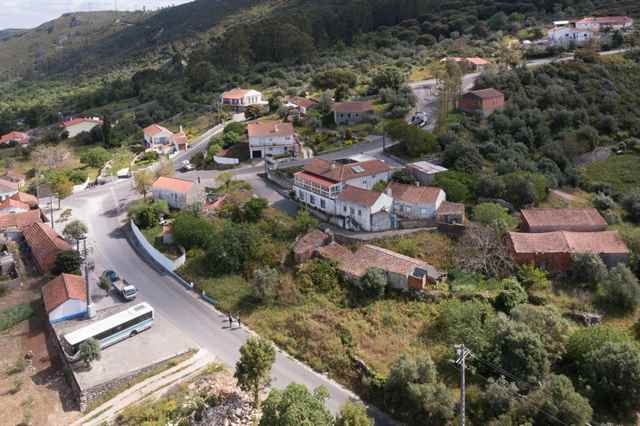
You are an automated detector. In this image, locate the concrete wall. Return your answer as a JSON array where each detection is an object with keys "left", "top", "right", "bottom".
[
  {"left": 49, "top": 300, "right": 87, "bottom": 324},
  {"left": 130, "top": 220, "right": 185, "bottom": 271}
]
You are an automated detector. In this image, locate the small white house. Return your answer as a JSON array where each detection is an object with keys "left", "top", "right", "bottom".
[
  {"left": 42, "top": 274, "right": 87, "bottom": 324},
  {"left": 387, "top": 182, "right": 445, "bottom": 220},
  {"left": 247, "top": 121, "right": 297, "bottom": 160},
  {"left": 151, "top": 176, "right": 203, "bottom": 209},
  {"left": 336, "top": 185, "right": 393, "bottom": 232},
  {"left": 548, "top": 27, "right": 594, "bottom": 46},
  {"left": 63, "top": 117, "right": 103, "bottom": 138},
  {"left": 144, "top": 124, "right": 176, "bottom": 153},
  {"left": 221, "top": 88, "right": 265, "bottom": 111}
]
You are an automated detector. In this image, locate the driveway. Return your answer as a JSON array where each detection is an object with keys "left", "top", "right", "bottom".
[{"left": 61, "top": 183, "right": 394, "bottom": 424}]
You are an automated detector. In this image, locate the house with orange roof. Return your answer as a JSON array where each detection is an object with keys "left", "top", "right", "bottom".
[
  {"left": 143, "top": 124, "right": 188, "bottom": 154},
  {"left": 63, "top": 117, "right": 103, "bottom": 138},
  {"left": 0, "top": 209, "right": 43, "bottom": 238},
  {"left": 0, "top": 131, "right": 29, "bottom": 146},
  {"left": 387, "top": 182, "right": 446, "bottom": 220},
  {"left": 22, "top": 222, "right": 72, "bottom": 273},
  {"left": 293, "top": 158, "right": 392, "bottom": 221},
  {"left": 333, "top": 101, "right": 375, "bottom": 125},
  {"left": 221, "top": 88, "right": 264, "bottom": 111},
  {"left": 42, "top": 274, "right": 87, "bottom": 323},
  {"left": 575, "top": 16, "right": 633, "bottom": 32},
  {"left": 151, "top": 176, "right": 203, "bottom": 209},
  {"left": 247, "top": 121, "right": 297, "bottom": 160},
  {"left": 0, "top": 197, "right": 30, "bottom": 214},
  {"left": 317, "top": 242, "right": 445, "bottom": 290},
  {"left": 520, "top": 208, "right": 607, "bottom": 233},
  {"left": 11, "top": 192, "right": 38, "bottom": 208},
  {"left": 336, "top": 185, "right": 393, "bottom": 231},
  {"left": 459, "top": 88, "right": 505, "bottom": 117},
  {"left": 508, "top": 230, "right": 630, "bottom": 273}
]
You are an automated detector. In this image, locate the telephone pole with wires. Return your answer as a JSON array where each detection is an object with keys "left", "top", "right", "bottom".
[{"left": 455, "top": 344, "right": 472, "bottom": 426}]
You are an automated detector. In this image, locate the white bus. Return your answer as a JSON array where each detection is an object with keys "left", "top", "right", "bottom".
[{"left": 63, "top": 303, "right": 154, "bottom": 357}]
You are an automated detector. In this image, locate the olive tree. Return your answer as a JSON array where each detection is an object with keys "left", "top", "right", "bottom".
[{"left": 234, "top": 337, "right": 276, "bottom": 409}]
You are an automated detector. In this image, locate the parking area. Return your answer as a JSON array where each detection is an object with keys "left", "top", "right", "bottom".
[{"left": 53, "top": 304, "right": 196, "bottom": 391}]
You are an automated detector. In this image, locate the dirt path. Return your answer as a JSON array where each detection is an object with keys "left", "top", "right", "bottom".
[
  {"left": 74, "top": 349, "right": 214, "bottom": 426},
  {"left": 550, "top": 189, "right": 582, "bottom": 203}
]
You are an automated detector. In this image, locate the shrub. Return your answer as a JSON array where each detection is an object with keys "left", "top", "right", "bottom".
[
  {"left": 172, "top": 212, "right": 216, "bottom": 250},
  {"left": 516, "top": 264, "right": 550, "bottom": 291},
  {"left": 54, "top": 250, "right": 81, "bottom": 274},
  {"left": 598, "top": 264, "right": 640, "bottom": 313},
  {"left": 432, "top": 299, "right": 497, "bottom": 353},
  {"left": 261, "top": 384, "right": 333, "bottom": 426},
  {"left": 621, "top": 191, "right": 640, "bottom": 223},
  {"left": 312, "top": 68, "right": 358, "bottom": 90},
  {"left": 298, "top": 259, "right": 339, "bottom": 293},
  {"left": 472, "top": 203, "right": 517, "bottom": 229},
  {"left": 568, "top": 253, "right": 607, "bottom": 287},
  {"left": 592, "top": 192, "right": 617, "bottom": 211},
  {"left": 352, "top": 267, "right": 387, "bottom": 301},
  {"left": 252, "top": 267, "right": 279, "bottom": 303},
  {"left": 0, "top": 304, "right": 35, "bottom": 332},
  {"left": 510, "top": 304, "right": 570, "bottom": 362},
  {"left": 80, "top": 147, "right": 111, "bottom": 168},
  {"left": 493, "top": 279, "right": 528, "bottom": 314}
]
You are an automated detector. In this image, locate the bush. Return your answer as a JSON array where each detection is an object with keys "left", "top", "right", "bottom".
[
  {"left": 298, "top": 259, "right": 339, "bottom": 293},
  {"left": 432, "top": 299, "right": 497, "bottom": 353},
  {"left": 80, "top": 147, "right": 111, "bottom": 168},
  {"left": 472, "top": 203, "right": 517, "bottom": 229},
  {"left": 252, "top": 267, "right": 279, "bottom": 303},
  {"left": 598, "top": 264, "right": 640, "bottom": 313},
  {"left": 433, "top": 171, "right": 473, "bottom": 202},
  {"left": 592, "top": 192, "right": 617, "bottom": 211},
  {"left": 568, "top": 253, "right": 607, "bottom": 287},
  {"left": 54, "top": 250, "right": 81, "bottom": 274},
  {"left": 516, "top": 264, "right": 550, "bottom": 291},
  {"left": 510, "top": 304, "right": 570, "bottom": 362},
  {"left": 0, "top": 303, "right": 35, "bottom": 332},
  {"left": 172, "top": 212, "right": 216, "bottom": 250},
  {"left": 352, "top": 267, "right": 387, "bottom": 301},
  {"left": 622, "top": 191, "right": 640, "bottom": 223},
  {"left": 312, "top": 68, "right": 358, "bottom": 90},
  {"left": 500, "top": 172, "right": 548, "bottom": 208},
  {"left": 493, "top": 279, "right": 528, "bottom": 314}
]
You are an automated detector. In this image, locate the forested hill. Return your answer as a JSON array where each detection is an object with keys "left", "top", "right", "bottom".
[{"left": 1, "top": 0, "right": 637, "bottom": 79}]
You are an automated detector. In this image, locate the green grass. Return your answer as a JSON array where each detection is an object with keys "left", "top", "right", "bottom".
[
  {"left": 581, "top": 154, "right": 640, "bottom": 193},
  {"left": 109, "top": 149, "right": 135, "bottom": 176},
  {"left": 198, "top": 275, "right": 256, "bottom": 313},
  {"left": 0, "top": 303, "right": 34, "bottom": 332}
]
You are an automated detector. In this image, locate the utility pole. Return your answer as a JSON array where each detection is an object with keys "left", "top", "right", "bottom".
[{"left": 455, "top": 344, "right": 471, "bottom": 426}]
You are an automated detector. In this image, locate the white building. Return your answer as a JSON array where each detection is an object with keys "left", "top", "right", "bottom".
[
  {"left": 548, "top": 26, "right": 594, "bottom": 46},
  {"left": 387, "top": 183, "right": 446, "bottom": 220},
  {"left": 576, "top": 16, "right": 634, "bottom": 32},
  {"left": 143, "top": 124, "right": 187, "bottom": 154},
  {"left": 151, "top": 176, "right": 203, "bottom": 209},
  {"left": 336, "top": 186, "right": 393, "bottom": 232},
  {"left": 247, "top": 121, "right": 297, "bottom": 160},
  {"left": 0, "top": 180, "right": 19, "bottom": 201},
  {"left": 42, "top": 274, "right": 87, "bottom": 324},
  {"left": 63, "top": 117, "right": 103, "bottom": 138},
  {"left": 221, "top": 88, "right": 265, "bottom": 111},
  {"left": 407, "top": 161, "right": 448, "bottom": 185}
]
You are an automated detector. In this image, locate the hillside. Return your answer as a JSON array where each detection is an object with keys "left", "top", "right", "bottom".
[
  {"left": 0, "top": 11, "right": 145, "bottom": 79},
  {"left": 4, "top": 0, "right": 637, "bottom": 79}
]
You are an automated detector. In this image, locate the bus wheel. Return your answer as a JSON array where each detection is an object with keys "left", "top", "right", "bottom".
[{"left": 130, "top": 330, "right": 138, "bottom": 337}]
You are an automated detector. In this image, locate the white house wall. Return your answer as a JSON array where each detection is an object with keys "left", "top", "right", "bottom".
[
  {"left": 49, "top": 299, "right": 87, "bottom": 323},
  {"left": 66, "top": 122, "right": 100, "bottom": 138},
  {"left": 344, "top": 172, "right": 391, "bottom": 191}
]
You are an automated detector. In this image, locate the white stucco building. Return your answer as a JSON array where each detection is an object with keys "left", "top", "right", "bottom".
[
  {"left": 336, "top": 186, "right": 393, "bottom": 232},
  {"left": 575, "top": 16, "right": 634, "bottom": 32},
  {"left": 387, "top": 183, "right": 446, "bottom": 220},
  {"left": 247, "top": 121, "right": 297, "bottom": 160},
  {"left": 221, "top": 88, "right": 265, "bottom": 111},
  {"left": 151, "top": 176, "right": 203, "bottom": 209},
  {"left": 42, "top": 274, "right": 87, "bottom": 324},
  {"left": 548, "top": 26, "right": 594, "bottom": 46},
  {"left": 63, "top": 117, "right": 103, "bottom": 138}
]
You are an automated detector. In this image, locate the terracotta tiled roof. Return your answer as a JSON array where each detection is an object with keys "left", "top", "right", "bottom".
[
  {"left": 23, "top": 222, "right": 72, "bottom": 272},
  {"left": 152, "top": 176, "right": 194, "bottom": 193},
  {"left": 294, "top": 171, "right": 336, "bottom": 189},
  {"left": 466, "top": 57, "right": 490, "bottom": 65},
  {"left": 508, "top": 231, "right": 629, "bottom": 255},
  {"left": 293, "top": 229, "right": 330, "bottom": 257},
  {"left": 577, "top": 16, "right": 633, "bottom": 25},
  {"left": 11, "top": 192, "right": 38, "bottom": 207},
  {"left": 333, "top": 101, "right": 374, "bottom": 114},
  {"left": 144, "top": 124, "right": 173, "bottom": 137},
  {"left": 337, "top": 185, "right": 383, "bottom": 207},
  {"left": 318, "top": 242, "right": 444, "bottom": 280},
  {"left": 42, "top": 274, "right": 87, "bottom": 313},
  {"left": 174, "top": 132, "right": 188, "bottom": 146},
  {"left": 467, "top": 88, "right": 504, "bottom": 100},
  {"left": 222, "top": 88, "right": 256, "bottom": 99},
  {"left": 303, "top": 159, "right": 391, "bottom": 183},
  {"left": 0, "top": 198, "right": 29, "bottom": 212},
  {"left": 63, "top": 117, "right": 103, "bottom": 127},
  {"left": 288, "top": 96, "right": 317, "bottom": 109},
  {"left": 437, "top": 201, "right": 465, "bottom": 216},
  {"left": 388, "top": 182, "right": 443, "bottom": 205},
  {"left": 247, "top": 121, "right": 294, "bottom": 138},
  {"left": 521, "top": 208, "right": 607, "bottom": 232},
  {"left": 0, "top": 131, "right": 29, "bottom": 145},
  {"left": 0, "top": 209, "right": 42, "bottom": 231}
]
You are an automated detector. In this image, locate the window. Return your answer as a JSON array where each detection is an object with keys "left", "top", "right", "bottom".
[
  {"left": 320, "top": 199, "right": 326, "bottom": 209},
  {"left": 421, "top": 208, "right": 429, "bottom": 216},
  {"left": 298, "top": 190, "right": 304, "bottom": 200},
  {"left": 310, "top": 195, "right": 316, "bottom": 205},
  {"left": 343, "top": 206, "right": 347, "bottom": 212},
  {"left": 358, "top": 209, "right": 362, "bottom": 216},
  {"left": 350, "top": 207, "right": 355, "bottom": 215}
]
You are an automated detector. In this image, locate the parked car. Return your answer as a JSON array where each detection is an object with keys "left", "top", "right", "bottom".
[{"left": 181, "top": 160, "right": 195, "bottom": 172}]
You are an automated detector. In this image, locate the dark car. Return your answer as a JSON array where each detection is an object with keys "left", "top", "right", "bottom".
[{"left": 102, "top": 270, "right": 119, "bottom": 283}]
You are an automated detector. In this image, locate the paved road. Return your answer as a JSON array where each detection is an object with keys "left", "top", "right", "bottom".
[
  {"left": 63, "top": 181, "right": 394, "bottom": 425},
  {"left": 408, "top": 48, "right": 631, "bottom": 128}
]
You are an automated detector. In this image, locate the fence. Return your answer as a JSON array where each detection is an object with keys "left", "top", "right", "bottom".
[{"left": 129, "top": 220, "right": 185, "bottom": 272}]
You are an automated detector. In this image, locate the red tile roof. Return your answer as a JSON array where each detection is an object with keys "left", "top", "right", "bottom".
[
  {"left": 467, "top": 88, "right": 504, "bottom": 100},
  {"left": 288, "top": 96, "right": 317, "bottom": 109},
  {"left": 63, "top": 117, "right": 103, "bottom": 128},
  {"left": 11, "top": 192, "right": 38, "bottom": 208},
  {"left": 294, "top": 171, "right": 336, "bottom": 189},
  {"left": 577, "top": 16, "right": 633, "bottom": 25},
  {"left": 42, "top": 274, "right": 86, "bottom": 313},
  {"left": 152, "top": 176, "right": 194, "bottom": 193},
  {"left": 144, "top": 123, "right": 173, "bottom": 137},
  {"left": 437, "top": 201, "right": 465, "bottom": 216},
  {"left": 23, "top": 222, "right": 72, "bottom": 273},
  {"left": 337, "top": 185, "right": 384, "bottom": 207},
  {"left": 174, "top": 132, "right": 188, "bottom": 146},
  {"left": 0, "top": 131, "right": 29, "bottom": 145},
  {"left": 0, "top": 198, "right": 29, "bottom": 212},
  {"left": 222, "top": 88, "right": 257, "bottom": 99},
  {"left": 521, "top": 208, "right": 607, "bottom": 232},
  {"left": 333, "top": 101, "right": 375, "bottom": 114},
  {"left": 303, "top": 159, "right": 391, "bottom": 183},
  {"left": 388, "top": 182, "right": 443, "bottom": 205},
  {"left": 466, "top": 57, "right": 490, "bottom": 65},
  {"left": 318, "top": 242, "right": 444, "bottom": 280},
  {"left": 508, "top": 231, "right": 629, "bottom": 255},
  {"left": 0, "top": 209, "right": 42, "bottom": 231},
  {"left": 247, "top": 121, "right": 294, "bottom": 138},
  {"left": 293, "top": 229, "right": 331, "bottom": 257},
  {"left": 0, "top": 179, "right": 19, "bottom": 193}
]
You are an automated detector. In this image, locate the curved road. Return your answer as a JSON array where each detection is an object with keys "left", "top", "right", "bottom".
[{"left": 62, "top": 180, "right": 394, "bottom": 424}]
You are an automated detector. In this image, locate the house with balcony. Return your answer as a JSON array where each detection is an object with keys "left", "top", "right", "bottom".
[
  {"left": 221, "top": 88, "right": 265, "bottom": 111},
  {"left": 247, "top": 121, "right": 297, "bottom": 160}
]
